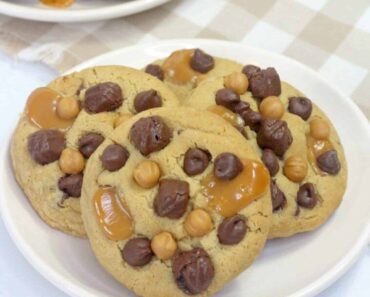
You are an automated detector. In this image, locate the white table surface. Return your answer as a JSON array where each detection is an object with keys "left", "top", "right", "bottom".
[{"left": 0, "top": 51, "right": 369, "bottom": 297}]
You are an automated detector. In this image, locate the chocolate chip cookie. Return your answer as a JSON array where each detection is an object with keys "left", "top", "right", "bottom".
[
  {"left": 80, "top": 107, "right": 272, "bottom": 297},
  {"left": 185, "top": 66, "right": 347, "bottom": 238},
  {"left": 144, "top": 48, "right": 242, "bottom": 102},
  {"left": 11, "top": 65, "right": 179, "bottom": 237}
]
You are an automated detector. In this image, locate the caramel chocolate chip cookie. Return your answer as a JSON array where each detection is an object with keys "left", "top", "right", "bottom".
[
  {"left": 185, "top": 66, "right": 347, "bottom": 238},
  {"left": 80, "top": 107, "right": 272, "bottom": 297},
  {"left": 11, "top": 65, "right": 179, "bottom": 237}
]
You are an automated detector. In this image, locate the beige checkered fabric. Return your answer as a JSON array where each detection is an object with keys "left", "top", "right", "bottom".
[{"left": 0, "top": 0, "right": 369, "bottom": 119}]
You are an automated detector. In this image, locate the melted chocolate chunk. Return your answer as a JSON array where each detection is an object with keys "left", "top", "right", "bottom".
[
  {"left": 78, "top": 133, "right": 104, "bottom": 158},
  {"left": 172, "top": 248, "right": 214, "bottom": 295},
  {"left": 249, "top": 67, "right": 281, "bottom": 98},
  {"left": 242, "top": 64, "right": 261, "bottom": 81},
  {"left": 270, "top": 179, "right": 286, "bottom": 211},
  {"left": 134, "top": 89, "right": 162, "bottom": 113},
  {"left": 232, "top": 100, "right": 250, "bottom": 114},
  {"left": 214, "top": 153, "right": 243, "bottom": 180},
  {"left": 243, "top": 109, "right": 262, "bottom": 132},
  {"left": 154, "top": 179, "right": 190, "bottom": 219},
  {"left": 215, "top": 88, "right": 240, "bottom": 110},
  {"left": 130, "top": 116, "right": 172, "bottom": 156},
  {"left": 316, "top": 150, "right": 341, "bottom": 175},
  {"left": 297, "top": 183, "right": 317, "bottom": 209},
  {"left": 84, "top": 82, "right": 123, "bottom": 113},
  {"left": 183, "top": 148, "right": 211, "bottom": 176},
  {"left": 288, "top": 97, "right": 312, "bottom": 121},
  {"left": 233, "top": 101, "right": 262, "bottom": 132},
  {"left": 262, "top": 149, "right": 279, "bottom": 176},
  {"left": 218, "top": 215, "right": 247, "bottom": 245},
  {"left": 100, "top": 144, "right": 129, "bottom": 171},
  {"left": 257, "top": 119, "right": 292, "bottom": 157},
  {"left": 58, "top": 174, "right": 83, "bottom": 198},
  {"left": 145, "top": 64, "right": 164, "bottom": 81},
  {"left": 190, "top": 49, "right": 215, "bottom": 73},
  {"left": 122, "top": 237, "right": 153, "bottom": 267},
  {"left": 27, "top": 130, "right": 65, "bottom": 165}
]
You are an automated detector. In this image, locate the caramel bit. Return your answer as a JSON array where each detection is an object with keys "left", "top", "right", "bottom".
[
  {"left": 41, "top": 0, "right": 74, "bottom": 8},
  {"left": 93, "top": 187, "right": 133, "bottom": 241},
  {"left": 201, "top": 160, "right": 269, "bottom": 217},
  {"left": 207, "top": 105, "right": 244, "bottom": 129},
  {"left": 26, "top": 87, "right": 75, "bottom": 130},
  {"left": 162, "top": 49, "right": 205, "bottom": 85},
  {"left": 307, "top": 136, "right": 334, "bottom": 174}
]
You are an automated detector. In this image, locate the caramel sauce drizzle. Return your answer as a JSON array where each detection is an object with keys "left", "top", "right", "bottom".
[
  {"left": 93, "top": 187, "right": 133, "bottom": 241},
  {"left": 162, "top": 49, "right": 205, "bottom": 85},
  {"left": 207, "top": 105, "right": 243, "bottom": 129},
  {"left": 41, "top": 0, "right": 74, "bottom": 8},
  {"left": 26, "top": 87, "right": 74, "bottom": 130},
  {"left": 201, "top": 160, "right": 269, "bottom": 217},
  {"left": 307, "top": 136, "right": 334, "bottom": 175}
]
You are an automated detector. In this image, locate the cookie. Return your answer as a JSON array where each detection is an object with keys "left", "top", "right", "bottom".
[
  {"left": 11, "top": 65, "right": 179, "bottom": 237},
  {"left": 144, "top": 48, "right": 242, "bottom": 102},
  {"left": 80, "top": 107, "right": 272, "bottom": 297},
  {"left": 185, "top": 66, "right": 347, "bottom": 238}
]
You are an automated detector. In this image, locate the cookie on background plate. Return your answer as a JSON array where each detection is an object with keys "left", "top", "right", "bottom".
[
  {"left": 144, "top": 48, "right": 242, "bottom": 102},
  {"left": 11, "top": 65, "right": 179, "bottom": 237},
  {"left": 185, "top": 65, "right": 347, "bottom": 238},
  {"left": 81, "top": 107, "right": 272, "bottom": 297}
]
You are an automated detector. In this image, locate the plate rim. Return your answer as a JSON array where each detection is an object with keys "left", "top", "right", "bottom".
[
  {"left": 1, "top": 38, "right": 370, "bottom": 297},
  {"left": 0, "top": 0, "right": 171, "bottom": 22}
]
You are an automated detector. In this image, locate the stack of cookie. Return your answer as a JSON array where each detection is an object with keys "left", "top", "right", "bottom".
[{"left": 11, "top": 48, "right": 347, "bottom": 297}]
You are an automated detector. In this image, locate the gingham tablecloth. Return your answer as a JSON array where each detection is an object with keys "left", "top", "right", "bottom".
[{"left": 0, "top": 0, "right": 369, "bottom": 120}]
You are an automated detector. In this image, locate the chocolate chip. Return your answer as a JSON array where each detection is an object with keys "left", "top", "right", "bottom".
[
  {"left": 297, "top": 183, "right": 317, "bottom": 209},
  {"left": 262, "top": 149, "right": 279, "bottom": 176},
  {"left": 172, "top": 248, "right": 214, "bottom": 295},
  {"left": 100, "top": 144, "right": 129, "bottom": 171},
  {"left": 154, "top": 179, "right": 189, "bottom": 219},
  {"left": 233, "top": 101, "right": 262, "bottom": 132},
  {"left": 122, "top": 237, "right": 153, "bottom": 267},
  {"left": 78, "top": 133, "right": 104, "bottom": 158},
  {"left": 257, "top": 119, "right": 292, "bottom": 157},
  {"left": 232, "top": 100, "right": 250, "bottom": 114},
  {"left": 288, "top": 97, "right": 312, "bottom": 120},
  {"left": 214, "top": 153, "right": 243, "bottom": 180},
  {"left": 215, "top": 88, "right": 240, "bottom": 110},
  {"left": 130, "top": 116, "right": 172, "bottom": 156},
  {"left": 27, "top": 130, "right": 65, "bottom": 165},
  {"left": 218, "top": 215, "right": 247, "bottom": 245},
  {"left": 316, "top": 150, "right": 341, "bottom": 175},
  {"left": 183, "top": 148, "right": 211, "bottom": 176},
  {"left": 58, "top": 174, "right": 83, "bottom": 198},
  {"left": 84, "top": 82, "right": 123, "bottom": 113},
  {"left": 270, "top": 179, "right": 286, "bottom": 211},
  {"left": 242, "top": 109, "right": 262, "bottom": 132},
  {"left": 242, "top": 64, "right": 261, "bottom": 81},
  {"left": 145, "top": 64, "right": 164, "bottom": 81},
  {"left": 190, "top": 49, "right": 215, "bottom": 73},
  {"left": 249, "top": 67, "right": 281, "bottom": 98},
  {"left": 134, "top": 89, "right": 162, "bottom": 113}
]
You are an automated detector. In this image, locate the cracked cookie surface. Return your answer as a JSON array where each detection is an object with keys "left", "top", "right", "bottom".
[
  {"left": 11, "top": 66, "right": 179, "bottom": 237},
  {"left": 81, "top": 107, "right": 272, "bottom": 297},
  {"left": 185, "top": 72, "right": 347, "bottom": 238}
]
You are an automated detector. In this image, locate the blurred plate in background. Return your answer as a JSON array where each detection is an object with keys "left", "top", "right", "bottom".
[{"left": 0, "top": 0, "right": 171, "bottom": 22}]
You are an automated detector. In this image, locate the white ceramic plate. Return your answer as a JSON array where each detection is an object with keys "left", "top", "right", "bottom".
[
  {"left": 0, "top": 0, "right": 171, "bottom": 23},
  {"left": 1, "top": 39, "right": 370, "bottom": 297}
]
